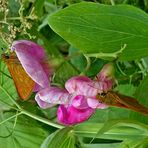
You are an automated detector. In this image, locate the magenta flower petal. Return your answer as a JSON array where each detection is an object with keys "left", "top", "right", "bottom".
[
  {"left": 97, "top": 63, "right": 115, "bottom": 90},
  {"left": 11, "top": 40, "right": 45, "bottom": 60},
  {"left": 35, "top": 87, "right": 71, "bottom": 108},
  {"left": 87, "top": 98, "right": 108, "bottom": 109},
  {"left": 65, "top": 76, "right": 108, "bottom": 110},
  {"left": 87, "top": 98, "right": 100, "bottom": 109},
  {"left": 65, "top": 76, "right": 98, "bottom": 97},
  {"left": 92, "top": 81, "right": 112, "bottom": 92},
  {"left": 11, "top": 40, "right": 50, "bottom": 89},
  {"left": 57, "top": 105, "right": 95, "bottom": 125},
  {"left": 35, "top": 93, "right": 55, "bottom": 109},
  {"left": 72, "top": 95, "right": 89, "bottom": 109}
]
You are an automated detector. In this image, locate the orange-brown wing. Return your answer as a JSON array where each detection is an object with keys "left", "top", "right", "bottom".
[
  {"left": 97, "top": 92, "right": 129, "bottom": 109},
  {"left": 112, "top": 92, "right": 148, "bottom": 116},
  {"left": 2, "top": 54, "right": 35, "bottom": 100},
  {"left": 105, "top": 91, "right": 148, "bottom": 116}
]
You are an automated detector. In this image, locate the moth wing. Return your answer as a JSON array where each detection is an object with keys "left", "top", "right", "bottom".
[
  {"left": 110, "top": 92, "right": 148, "bottom": 116},
  {"left": 6, "top": 62, "right": 35, "bottom": 100}
]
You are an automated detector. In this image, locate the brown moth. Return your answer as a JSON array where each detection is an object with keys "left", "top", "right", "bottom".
[
  {"left": 97, "top": 91, "right": 148, "bottom": 116},
  {"left": 2, "top": 53, "right": 35, "bottom": 100}
]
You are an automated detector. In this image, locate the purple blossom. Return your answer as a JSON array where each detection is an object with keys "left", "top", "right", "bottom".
[
  {"left": 65, "top": 76, "right": 98, "bottom": 97},
  {"left": 35, "top": 87, "right": 95, "bottom": 125},
  {"left": 11, "top": 41, "right": 115, "bottom": 125},
  {"left": 11, "top": 40, "right": 53, "bottom": 91},
  {"left": 65, "top": 76, "right": 109, "bottom": 109}
]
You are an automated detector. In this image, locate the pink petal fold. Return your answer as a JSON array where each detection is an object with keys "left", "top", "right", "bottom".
[
  {"left": 11, "top": 40, "right": 52, "bottom": 89},
  {"left": 97, "top": 63, "right": 115, "bottom": 90},
  {"left": 35, "top": 94, "right": 55, "bottom": 109},
  {"left": 35, "top": 87, "right": 71, "bottom": 106},
  {"left": 57, "top": 105, "right": 94, "bottom": 125},
  {"left": 11, "top": 40, "right": 45, "bottom": 60},
  {"left": 65, "top": 76, "right": 99, "bottom": 97},
  {"left": 87, "top": 98, "right": 108, "bottom": 109},
  {"left": 71, "top": 95, "right": 89, "bottom": 109}
]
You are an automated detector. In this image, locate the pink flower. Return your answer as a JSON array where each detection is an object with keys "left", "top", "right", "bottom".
[
  {"left": 65, "top": 76, "right": 110, "bottom": 109},
  {"left": 58, "top": 105, "right": 94, "bottom": 125},
  {"left": 33, "top": 62, "right": 115, "bottom": 125},
  {"left": 11, "top": 40, "right": 53, "bottom": 91},
  {"left": 35, "top": 87, "right": 94, "bottom": 125},
  {"left": 65, "top": 76, "right": 98, "bottom": 97}
]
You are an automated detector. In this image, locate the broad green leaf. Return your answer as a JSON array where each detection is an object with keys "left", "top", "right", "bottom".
[
  {"left": 0, "top": 112, "right": 49, "bottom": 148},
  {"left": 88, "top": 107, "right": 130, "bottom": 123},
  {"left": 74, "top": 121, "right": 148, "bottom": 141},
  {"left": 92, "top": 120, "right": 148, "bottom": 140},
  {"left": 130, "top": 75, "right": 148, "bottom": 124},
  {"left": 83, "top": 143, "right": 121, "bottom": 148},
  {"left": 48, "top": 2, "right": 148, "bottom": 60},
  {"left": 120, "top": 138, "right": 148, "bottom": 148},
  {"left": 41, "top": 127, "right": 75, "bottom": 148},
  {"left": 114, "top": 84, "right": 137, "bottom": 96}
]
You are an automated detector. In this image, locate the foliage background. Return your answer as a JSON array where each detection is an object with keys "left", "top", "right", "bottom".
[{"left": 0, "top": 0, "right": 148, "bottom": 147}]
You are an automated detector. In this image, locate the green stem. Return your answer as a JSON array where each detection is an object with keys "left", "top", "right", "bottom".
[
  {"left": 0, "top": 21, "right": 9, "bottom": 25},
  {"left": 83, "top": 54, "right": 91, "bottom": 73},
  {"left": 7, "top": 17, "right": 22, "bottom": 20},
  {"left": 0, "top": 84, "right": 64, "bottom": 129},
  {"left": 86, "top": 44, "right": 126, "bottom": 60},
  {"left": 0, "top": 112, "right": 22, "bottom": 125},
  {"left": 135, "top": 60, "right": 146, "bottom": 77},
  {"left": 116, "top": 62, "right": 127, "bottom": 76},
  {"left": 141, "top": 58, "right": 148, "bottom": 73},
  {"left": 110, "top": 0, "right": 115, "bottom": 5},
  {"left": 7, "top": 16, "right": 34, "bottom": 20},
  {"left": 21, "top": 110, "right": 64, "bottom": 129}
]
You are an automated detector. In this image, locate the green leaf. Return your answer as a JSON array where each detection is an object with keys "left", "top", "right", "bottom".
[
  {"left": 130, "top": 75, "right": 148, "bottom": 124},
  {"left": 41, "top": 127, "right": 75, "bottom": 148},
  {"left": 88, "top": 107, "right": 130, "bottom": 123},
  {"left": 0, "top": 112, "right": 49, "bottom": 148},
  {"left": 74, "top": 120, "right": 148, "bottom": 141},
  {"left": 48, "top": 2, "right": 148, "bottom": 60},
  {"left": 120, "top": 138, "right": 148, "bottom": 148},
  {"left": 114, "top": 84, "right": 137, "bottom": 96},
  {"left": 93, "top": 120, "right": 148, "bottom": 140},
  {"left": 83, "top": 143, "right": 121, "bottom": 148}
]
